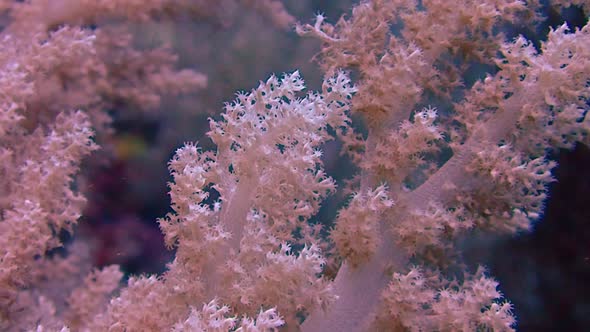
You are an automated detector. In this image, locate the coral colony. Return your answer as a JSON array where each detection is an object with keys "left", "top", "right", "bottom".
[{"left": 0, "top": 1, "right": 588, "bottom": 331}]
